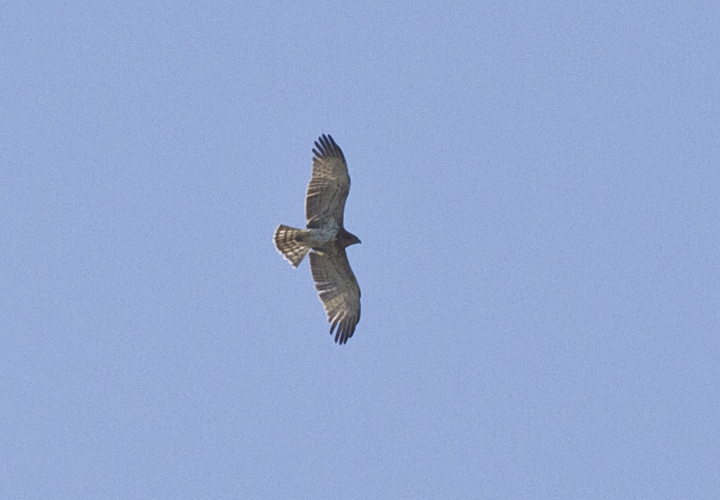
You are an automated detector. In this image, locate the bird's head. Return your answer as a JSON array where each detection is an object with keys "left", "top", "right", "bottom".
[{"left": 340, "top": 229, "right": 361, "bottom": 248}]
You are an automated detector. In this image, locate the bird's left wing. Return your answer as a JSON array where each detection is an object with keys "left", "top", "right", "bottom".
[{"left": 309, "top": 247, "right": 361, "bottom": 344}]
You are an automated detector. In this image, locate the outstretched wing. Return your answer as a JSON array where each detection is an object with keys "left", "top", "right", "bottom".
[
  {"left": 309, "top": 248, "right": 361, "bottom": 345},
  {"left": 305, "top": 134, "right": 350, "bottom": 229}
]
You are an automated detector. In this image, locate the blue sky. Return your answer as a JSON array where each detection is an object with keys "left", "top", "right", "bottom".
[{"left": 2, "top": 1, "right": 719, "bottom": 498}]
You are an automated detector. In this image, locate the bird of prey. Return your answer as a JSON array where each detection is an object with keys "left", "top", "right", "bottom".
[{"left": 274, "top": 134, "right": 362, "bottom": 344}]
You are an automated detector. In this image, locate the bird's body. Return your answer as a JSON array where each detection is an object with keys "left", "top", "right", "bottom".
[{"left": 274, "top": 135, "right": 361, "bottom": 344}]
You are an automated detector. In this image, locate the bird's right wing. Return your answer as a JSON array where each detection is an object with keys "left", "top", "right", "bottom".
[{"left": 305, "top": 134, "right": 350, "bottom": 229}]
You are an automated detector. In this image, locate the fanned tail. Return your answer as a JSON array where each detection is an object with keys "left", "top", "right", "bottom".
[{"left": 274, "top": 225, "right": 311, "bottom": 267}]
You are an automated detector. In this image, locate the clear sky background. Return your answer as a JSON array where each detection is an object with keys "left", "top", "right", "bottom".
[{"left": 2, "top": 1, "right": 719, "bottom": 498}]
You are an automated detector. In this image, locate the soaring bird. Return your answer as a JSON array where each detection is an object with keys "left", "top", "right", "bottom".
[{"left": 274, "top": 135, "right": 361, "bottom": 344}]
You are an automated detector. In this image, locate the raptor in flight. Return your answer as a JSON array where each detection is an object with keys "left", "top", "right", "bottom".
[{"left": 274, "top": 134, "right": 361, "bottom": 344}]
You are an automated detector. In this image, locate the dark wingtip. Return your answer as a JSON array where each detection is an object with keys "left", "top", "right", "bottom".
[
  {"left": 313, "top": 134, "right": 344, "bottom": 162},
  {"left": 330, "top": 317, "right": 356, "bottom": 345}
]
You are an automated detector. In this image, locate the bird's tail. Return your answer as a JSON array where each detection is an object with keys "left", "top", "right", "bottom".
[{"left": 274, "top": 225, "right": 311, "bottom": 267}]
